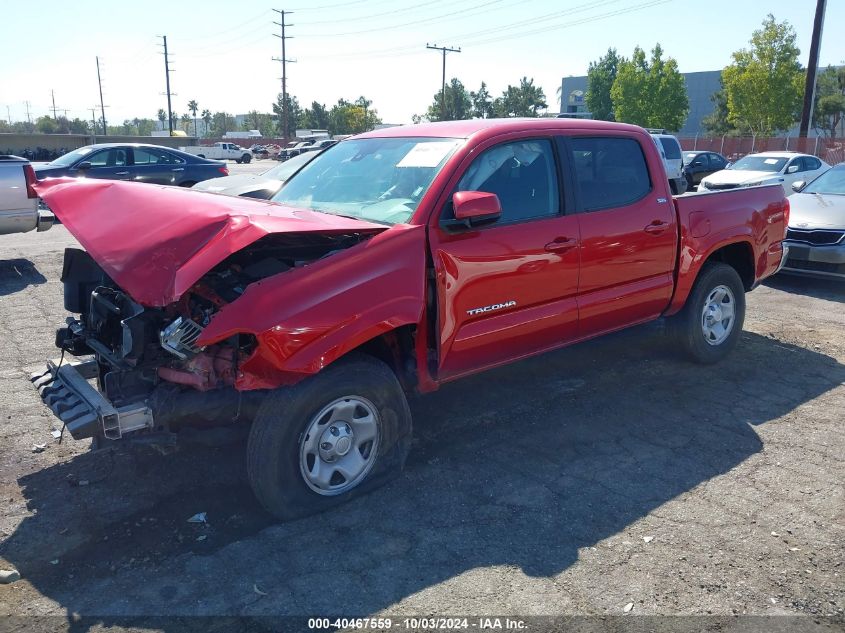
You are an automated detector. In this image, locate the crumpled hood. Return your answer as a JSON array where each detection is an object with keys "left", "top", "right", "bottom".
[
  {"left": 704, "top": 169, "right": 781, "bottom": 186},
  {"left": 788, "top": 191, "right": 845, "bottom": 229},
  {"left": 34, "top": 178, "right": 386, "bottom": 307}
]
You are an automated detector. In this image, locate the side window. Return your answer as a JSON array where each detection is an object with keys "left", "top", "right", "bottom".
[
  {"left": 455, "top": 139, "right": 559, "bottom": 223},
  {"left": 805, "top": 156, "right": 821, "bottom": 171},
  {"left": 570, "top": 137, "right": 652, "bottom": 211},
  {"left": 88, "top": 149, "right": 126, "bottom": 167},
  {"left": 787, "top": 158, "right": 804, "bottom": 173},
  {"left": 659, "top": 137, "right": 681, "bottom": 160},
  {"left": 709, "top": 153, "right": 724, "bottom": 168},
  {"left": 695, "top": 154, "right": 710, "bottom": 168},
  {"left": 132, "top": 148, "right": 154, "bottom": 165}
]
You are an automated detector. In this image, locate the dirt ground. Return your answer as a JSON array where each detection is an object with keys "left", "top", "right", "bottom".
[{"left": 0, "top": 221, "right": 843, "bottom": 632}]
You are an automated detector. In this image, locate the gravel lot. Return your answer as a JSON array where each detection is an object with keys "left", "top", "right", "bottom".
[{"left": 0, "top": 176, "right": 843, "bottom": 630}]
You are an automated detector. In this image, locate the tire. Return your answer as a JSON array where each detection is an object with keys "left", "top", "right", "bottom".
[
  {"left": 671, "top": 262, "right": 746, "bottom": 364},
  {"left": 686, "top": 174, "right": 694, "bottom": 192},
  {"left": 179, "top": 181, "right": 196, "bottom": 188},
  {"left": 246, "top": 353, "right": 412, "bottom": 521},
  {"left": 242, "top": 154, "right": 252, "bottom": 164},
  {"left": 235, "top": 159, "right": 242, "bottom": 164}
]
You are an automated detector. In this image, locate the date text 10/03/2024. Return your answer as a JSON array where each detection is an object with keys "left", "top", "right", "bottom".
[{"left": 307, "top": 617, "right": 528, "bottom": 630}]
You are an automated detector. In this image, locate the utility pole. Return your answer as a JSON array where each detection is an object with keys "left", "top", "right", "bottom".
[
  {"left": 96, "top": 56, "right": 108, "bottom": 136},
  {"left": 89, "top": 108, "right": 98, "bottom": 136},
  {"left": 159, "top": 35, "right": 175, "bottom": 136},
  {"left": 426, "top": 44, "right": 461, "bottom": 121},
  {"left": 799, "top": 0, "right": 827, "bottom": 138},
  {"left": 50, "top": 90, "right": 59, "bottom": 121},
  {"left": 5, "top": 106, "right": 10, "bottom": 125},
  {"left": 272, "top": 9, "right": 295, "bottom": 140},
  {"left": 24, "top": 101, "right": 32, "bottom": 132}
]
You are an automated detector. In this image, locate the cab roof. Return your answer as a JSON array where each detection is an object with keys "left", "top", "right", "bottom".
[{"left": 355, "top": 118, "right": 647, "bottom": 141}]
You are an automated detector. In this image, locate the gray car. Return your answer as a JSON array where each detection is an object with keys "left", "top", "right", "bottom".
[
  {"left": 191, "top": 151, "right": 318, "bottom": 199},
  {"left": 781, "top": 163, "right": 845, "bottom": 280}
]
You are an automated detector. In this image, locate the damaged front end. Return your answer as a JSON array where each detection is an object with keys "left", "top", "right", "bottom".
[{"left": 33, "top": 230, "right": 376, "bottom": 442}]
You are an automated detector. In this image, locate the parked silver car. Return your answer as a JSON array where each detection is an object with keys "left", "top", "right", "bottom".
[
  {"left": 781, "top": 163, "right": 845, "bottom": 279},
  {"left": 0, "top": 155, "right": 53, "bottom": 235},
  {"left": 192, "top": 150, "right": 318, "bottom": 199}
]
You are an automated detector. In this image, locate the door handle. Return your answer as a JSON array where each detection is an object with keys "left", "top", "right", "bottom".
[
  {"left": 115, "top": 171, "right": 129, "bottom": 176},
  {"left": 172, "top": 168, "right": 185, "bottom": 172},
  {"left": 544, "top": 237, "right": 578, "bottom": 253},
  {"left": 644, "top": 220, "right": 668, "bottom": 235}
]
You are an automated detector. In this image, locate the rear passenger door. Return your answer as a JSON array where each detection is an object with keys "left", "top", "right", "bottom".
[
  {"left": 131, "top": 147, "right": 185, "bottom": 185},
  {"left": 564, "top": 135, "right": 677, "bottom": 338}
]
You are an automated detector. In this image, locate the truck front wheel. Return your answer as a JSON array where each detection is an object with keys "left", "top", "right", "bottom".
[
  {"left": 246, "top": 354, "right": 412, "bottom": 521},
  {"left": 672, "top": 262, "right": 746, "bottom": 364}
]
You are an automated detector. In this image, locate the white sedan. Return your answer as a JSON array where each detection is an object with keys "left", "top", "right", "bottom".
[{"left": 699, "top": 152, "right": 829, "bottom": 196}]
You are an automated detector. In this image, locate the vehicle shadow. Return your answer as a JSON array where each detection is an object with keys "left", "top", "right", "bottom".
[
  {"left": 765, "top": 273, "right": 845, "bottom": 303},
  {"left": 0, "top": 258, "right": 47, "bottom": 296},
  {"left": 4, "top": 327, "right": 844, "bottom": 627}
]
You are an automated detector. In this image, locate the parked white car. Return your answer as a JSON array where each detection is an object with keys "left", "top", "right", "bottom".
[
  {"left": 179, "top": 142, "right": 253, "bottom": 164},
  {"left": 700, "top": 152, "right": 829, "bottom": 196},
  {"left": 0, "top": 155, "right": 53, "bottom": 235}
]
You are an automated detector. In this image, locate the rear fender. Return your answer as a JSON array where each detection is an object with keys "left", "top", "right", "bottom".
[{"left": 197, "top": 225, "right": 428, "bottom": 390}]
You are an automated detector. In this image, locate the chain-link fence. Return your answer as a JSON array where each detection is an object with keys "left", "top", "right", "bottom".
[{"left": 679, "top": 136, "right": 845, "bottom": 165}]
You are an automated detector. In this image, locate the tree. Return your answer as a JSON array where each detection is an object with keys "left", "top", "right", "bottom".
[
  {"left": 493, "top": 77, "right": 547, "bottom": 117},
  {"left": 702, "top": 82, "right": 733, "bottom": 135},
  {"left": 272, "top": 93, "right": 303, "bottom": 137},
  {"left": 156, "top": 109, "right": 167, "bottom": 131},
  {"left": 35, "top": 116, "right": 59, "bottom": 134},
  {"left": 470, "top": 82, "right": 494, "bottom": 119},
  {"left": 301, "top": 101, "right": 330, "bottom": 130},
  {"left": 812, "top": 65, "right": 845, "bottom": 138},
  {"left": 586, "top": 48, "right": 624, "bottom": 121},
  {"left": 180, "top": 113, "right": 191, "bottom": 133},
  {"left": 187, "top": 99, "right": 199, "bottom": 137},
  {"left": 201, "top": 109, "right": 212, "bottom": 137},
  {"left": 327, "top": 98, "right": 381, "bottom": 135},
  {"left": 611, "top": 44, "right": 689, "bottom": 131},
  {"left": 211, "top": 112, "right": 234, "bottom": 137},
  {"left": 721, "top": 15, "right": 803, "bottom": 136},
  {"left": 425, "top": 78, "right": 472, "bottom": 121}
]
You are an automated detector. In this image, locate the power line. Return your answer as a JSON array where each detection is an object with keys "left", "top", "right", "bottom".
[
  {"left": 296, "top": 0, "right": 449, "bottom": 26},
  {"left": 272, "top": 9, "right": 296, "bottom": 139},
  {"left": 426, "top": 44, "right": 461, "bottom": 121}
]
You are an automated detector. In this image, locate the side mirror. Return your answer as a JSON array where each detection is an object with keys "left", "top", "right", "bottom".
[
  {"left": 787, "top": 164, "right": 800, "bottom": 174},
  {"left": 76, "top": 161, "right": 92, "bottom": 171},
  {"left": 452, "top": 191, "right": 502, "bottom": 227},
  {"left": 692, "top": 160, "right": 703, "bottom": 167},
  {"left": 791, "top": 180, "right": 806, "bottom": 193}
]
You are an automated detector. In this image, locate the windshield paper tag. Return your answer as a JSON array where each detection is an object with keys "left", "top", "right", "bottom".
[
  {"left": 764, "top": 158, "right": 779, "bottom": 165},
  {"left": 397, "top": 142, "right": 455, "bottom": 168}
]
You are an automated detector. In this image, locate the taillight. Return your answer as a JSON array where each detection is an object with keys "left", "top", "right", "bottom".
[
  {"left": 218, "top": 167, "right": 229, "bottom": 175},
  {"left": 23, "top": 164, "right": 37, "bottom": 199},
  {"left": 783, "top": 197, "right": 790, "bottom": 237}
]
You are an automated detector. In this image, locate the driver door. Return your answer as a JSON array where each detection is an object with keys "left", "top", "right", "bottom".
[
  {"left": 428, "top": 137, "right": 580, "bottom": 380},
  {"left": 79, "top": 148, "right": 132, "bottom": 180}
]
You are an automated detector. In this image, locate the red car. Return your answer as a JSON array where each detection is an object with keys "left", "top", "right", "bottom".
[{"left": 32, "top": 119, "right": 789, "bottom": 520}]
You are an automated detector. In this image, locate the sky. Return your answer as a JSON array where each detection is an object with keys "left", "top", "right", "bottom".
[{"left": 1, "top": 0, "right": 843, "bottom": 127}]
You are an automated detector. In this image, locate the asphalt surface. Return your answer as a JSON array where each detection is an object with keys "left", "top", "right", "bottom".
[{"left": 0, "top": 173, "right": 843, "bottom": 631}]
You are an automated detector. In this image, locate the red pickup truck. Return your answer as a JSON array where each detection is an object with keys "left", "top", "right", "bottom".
[{"left": 32, "top": 119, "right": 789, "bottom": 520}]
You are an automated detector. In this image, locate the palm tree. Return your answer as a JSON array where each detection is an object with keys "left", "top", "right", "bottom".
[
  {"left": 187, "top": 99, "right": 199, "bottom": 138},
  {"left": 201, "top": 109, "right": 212, "bottom": 137},
  {"left": 156, "top": 108, "right": 166, "bottom": 131},
  {"left": 180, "top": 113, "right": 191, "bottom": 133}
]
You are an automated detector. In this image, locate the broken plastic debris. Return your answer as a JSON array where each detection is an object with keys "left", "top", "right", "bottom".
[
  {"left": 32, "top": 444, "right": 47, "bottom": 453},
  {"left": 187, "top": 512, "right": 207, "bottom": 524},
  {"left": 51, "top": 430, "right": 62, "bottom": 439},
  {"left": 623, "top": 602, "right": 634, "bottom": 613},
  {"left": 0, "top": 569, "right": 21, "bottom": 584},
  {"left": 771, "top": 531, "right": 779, "bottom": 537},
  {"left": 643, "top": 536, "right": 654, "bottom": 543},
  {"left": 253, "top": 583, "right": 268, "bottom": 596}
]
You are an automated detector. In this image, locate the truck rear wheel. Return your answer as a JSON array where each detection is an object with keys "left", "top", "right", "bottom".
[
  {"left": 241, "top": 154, "right": 252, "bottom": 164},
  {"left": 671, "top": 262, "right": 745, "bottom": 364},
  {"left": 246, "top": 354, "right": 412, "bottom": 521}
]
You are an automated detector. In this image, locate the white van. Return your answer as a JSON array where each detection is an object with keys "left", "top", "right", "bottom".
[{"left": 649, "top": 130, "right": 686, "bottom": 194}]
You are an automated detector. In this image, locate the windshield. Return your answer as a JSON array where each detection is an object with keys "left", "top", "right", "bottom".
[
  {"left": 803, "top": 167, "right": 845, "bottom": 195},
  {"left": 262, "top": 151, "right": 318, "bottom": 181},
  {"left": 48, "top": 146, "right": 95, "bottom": 167},
  {"left": 272, "top": 137, "right": 462, "bottom": 225},
  {"left": 729, "top": 156, "right": 787, "bottom": 172}
]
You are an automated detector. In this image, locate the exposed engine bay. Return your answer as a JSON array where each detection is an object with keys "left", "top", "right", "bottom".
[{"left": 48, "top": 231, "right": 374, "bottom": 441}]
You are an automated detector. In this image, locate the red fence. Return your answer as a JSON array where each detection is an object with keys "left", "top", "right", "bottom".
[{"left": 678, "top": 136, "right": 845, "bottom": 166}]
